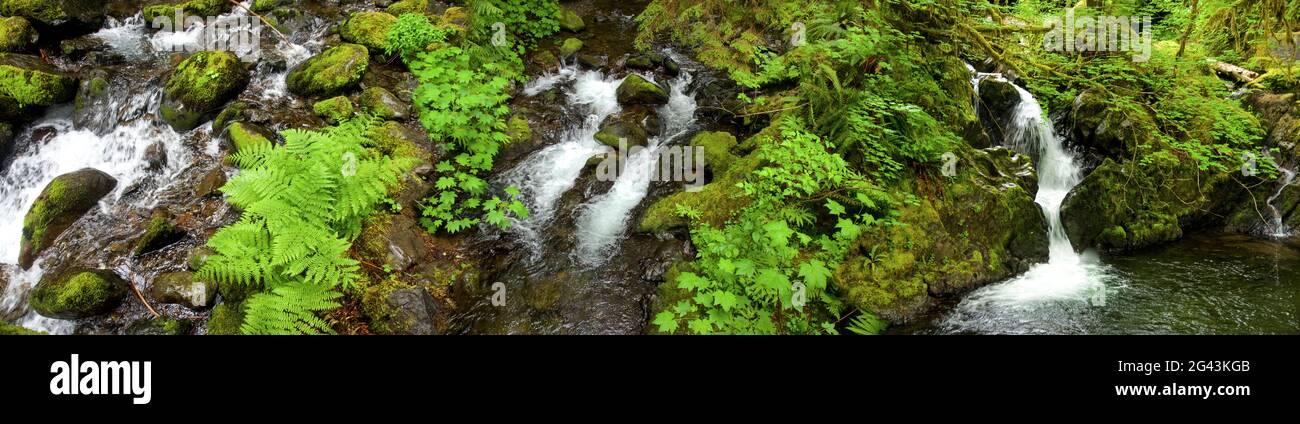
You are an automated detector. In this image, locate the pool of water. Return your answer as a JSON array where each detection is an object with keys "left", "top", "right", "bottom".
[{"left": 905, "top": 233, "right": 1300, "bottom": 335}]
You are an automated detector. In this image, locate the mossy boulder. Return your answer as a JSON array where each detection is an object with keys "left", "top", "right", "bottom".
[
  {"left": 361, "top": 280, "right": 439, "bottom": 335},
  {"left": 367, "top": 120, "right": 431, "bottom": 164},
  {"left": 71, "top": 68, "right": 112, "bottom": 132},
  {"left": 689, "top": 131, "right": 738, "bottom": 174},
  {"left": 161, "top": 51, "right": 249, "bottom": 131},
  {"left": 312, "top": 95, "right": 353, "bottom": 124},
  {"left": 206, "top": 301, "right": 244, "bottom": 334},
  {"left": 150, "top": 271, "right": 215, "bottom": 310},
  {"left": 357, "top": 86, "right": 408, "bottom": 120},
  {"left": 286, "top": 43, "right": 369, "bottom": 98},
  {"left": 975, "top": 78, "right": 1021, "bottom": 146},
  {"left": 356, "top": 212, "right": 429, "bottom": 272},
  {"left": 0, "top": 322, "right": 43, "bottom": 335},
  {"left": 595, "top": 109, "right": 650, "bottom": 148},
  {"left": 211, "top": 100, "right": 247, "bottom": 134},
  {"left": 19, "top": 168, "right": 117, "bottom": 269},
  {"left": 558, "top": 37, "right": 583, "bottom": 57},
  {"left": 506, "top": 115, "right": 531, "bottom": 144},
  {"left": 186, "top": 245, "right": 217, "bottom": 271},
  {"left": 340, "top": 11, "right": 396, "bottom": 54},
  {"left": 0, "top": 16, "right": 37, "bottom": 52},
  {"left": 126, "top": 317, "right": 191, "bottom": 335},
  {"left": 142, "top": 0, "right": 231, "bottom": 28},
  {"left": 29, "top": 268, "right": 128, "bottom": 319},
  {"left": 133, "top": 208, "right": 185, "bottom": 257},
  {"left": 58, "top": 35, "right": 107, "bottom": 58},
  {"left": 834, "top": 146, "right": 1048, "bottom": 323},
  {"left": 250, "top": 0, "right": 281, "bottom": 13},
  {"left": 0, "top": 0, "right": 104, "bottom": 27},
  {"left": 386, "top": 0, "right": 429, "bottom": 15},
  {"left": 223, "top": 121, "right": 273, "bottom": 154},
  {"left": 0, "top": 53, "right": 75, "bottom": 121},
  {"left": 616, "top": 74, "right": 667, "bottom": 106},
  {"left": 1066, "top": 89, "right": 1157, "bottom": 161},
  {"left": 194, "top": 167, "right": 226, "bottom": 198},
  {"left": 558, "top": 7, "right": 584, "bottom": 32},
  {"left": 639, "top": 153, "right": 761, "bottom": 233}
]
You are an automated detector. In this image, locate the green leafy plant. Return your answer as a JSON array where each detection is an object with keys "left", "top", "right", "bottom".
[{"left": 198, "top": 116, "right": 417, "bottom": 334}]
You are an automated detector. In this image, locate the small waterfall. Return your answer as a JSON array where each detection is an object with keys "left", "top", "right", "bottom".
[
  {"left": 574, "top": 74, "right": 696, "bottom": 265},
  {"left": 940, "top": 75, "right": 1112, "bottom": 334},
  {"left": 1266, "top": 167, "right": 1296, "bottom": 237},
  {"left": 500, "top": 64, "right": 623, "bottom": 248}
]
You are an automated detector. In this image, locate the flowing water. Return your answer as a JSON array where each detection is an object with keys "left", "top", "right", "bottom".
[
  {"left": 1266, "top": 167, "right": 1296, "bottom": 238},
  {"left": 0, "top": 3, "right": 322, "bottom": 334}
]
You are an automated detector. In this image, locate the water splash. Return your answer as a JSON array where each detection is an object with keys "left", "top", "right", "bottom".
[{"left": 1266, "top": 167, "right": 1296, "bottom": 238}]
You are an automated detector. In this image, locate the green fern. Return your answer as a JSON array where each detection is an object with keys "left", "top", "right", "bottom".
[{"left": 199, "top": 116, "right": 417, "bottom": 335}]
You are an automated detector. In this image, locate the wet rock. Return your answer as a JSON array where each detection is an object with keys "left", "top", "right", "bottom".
[
  {"left": 72, "top": 68, "right": 114, "bottom": 134},
  {"left": 363, "top": 285, "right": 438, "bottom": 335},
  {"left": 1067, "top": 89, "right": 1155, "bottom": 161},
  {"left": 29, "top": 268, "right": 128, "bottom": 319},
  {"left": 150, "top": 271, "right": 215, "bottom": 310},
  {"left": 340, "top": 11, "right": 396, "bottom": 54},
  {"left": 223, "top": 122, "right": 273, "bottom": 154},
  {"left": 126, "top": 317, "right": 191, "bottom": 335},
  {"left": 206, "top": 301, "right": 244, "bottom": 334},
  {"left": 615, "top": 74, "right": 667, "bottom": 106},
  {"left": 161, "top": 51, "right": 250, "bottom": 132},
  {"left": 357, "top": 86, "right": 408, "bottom": 120},
  {"left": 187, "top": 245, "right": 217, "bottom": 271},
  {"left": 212, "top": 101, "right": 248, "bottom": 134},
  {"left": 558, "top": 6, "right": 584, "bottom": 32},
  {"left": 975, "top": 77, "right": 1020, "bottom": 147},
  {"left": 356, "top": 213, "right": 429, "bottom": 272},
  {"left": 0, "top": 122, "right": 12, "bottom": 160},
  {"left": 367, "top": 120, "right": 431, "bottom": 163},
  {"left": 575, "top": 53, "right": 604, "bottom": 68},
  {"left": 143, "top": 141, "right": 168, "bottom": 171},
  {"left": 19, "top": 168, "right": 117, "bottom": 269},
  {"left": 558, "top": 37, "right": 583, "bottom": 57},
  {"left": 0, "top": 16, "right": 37, "bottom": 52},
  {"left": 251, "top": 0, "right": 281, "bottom": 13},
  {"left": 595, "top": 108, "right": 650, "bottom": 148},
  {"left": 312, "top": 95, "right": 353, "bottom": 124},
  {"left": 286, "top": 43, "right": 369, "bottom": 98},
  {"left": 0, "top": 0, "right": 105, "bottom": 29},
  {"left": 194, "top": 167, "right": 227, "bottom": 198},
  {"left": 0, "top": 53, "right": 76, "bottom": 122},
  {"left": 58, "top": 34, "right": 106, "bottom": 58},
  {"left": 133, "top": 208, "right": 185, "bottom": 257},
  {"left": 143, "top": 0, "right": 231, "bottom": 28}
]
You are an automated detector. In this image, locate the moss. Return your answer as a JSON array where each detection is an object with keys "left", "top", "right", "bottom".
[
  {"left": 143, "top": 0, "right": 231, "bottom": 28},
  {"left": 1060, "top": 157, "right": 1223, "bottom": 251},
  {"left": 358, "top": 277, "right": 412, "bottom": 335},
  {"left": 224, "top": 122, "right": 272, "bottom": 154},
  {"left": 615, "top": 74, "right": 667, "bottom": 105},
  {"left": 73, "top": 74, "right": 107, "bottom": 114},
  {"left": 187, "top": 245, "right": 217, "bottom": 271},
  {"left": 340, "top": 11, "right": 396, "bottom": 53},
  {"left": 357, "top": 86, "right": 406, "bottom": 120},
  {"left": 507, "top": 115, "right": 532, "bottom": 144},
  {"left": 0, "top": 53, "right": 75, "bottom": 107},
  {"left": 286, "top": 43, "right": 369, "bottom": 98},
  {"left": 19, "top": 168, "right": 117, "bottom": 269},
  {"left": 133, "top": 210, "right": 184, "bottom": 257},
  {"left": 312, "top": 95, "right": 354, "bottom": 124},
  {"left": 211, "top": 101, "right": 247, "bottom": 133},
  {"left": 638, "top": 153, "right": 760, "bottom": 232},
  {"left": 163, "top": 51, "right": 248, "bottom": 111},
  {"left": 558, "top": 7, "right": 584, "bottom": 32},
  {"left": 688, "top": 131, "right": 737, "bottom": 174},
  {"left": 250, "top": 0, "right": 281, "bottom": 13},
  {"left": 29, "top": 269, "right": 128, "bottom": 319},
  {"left": 0, "top": 0, "right": 68, "bottom": 24},
  {"left": 386, "top": 0, "right": 429, "bottom": 16},
  {"left": 126, "top": 317, "right": 191, "bottom": 335},
  {"left": 558, "top": 37, "right": 583, "bottom": 57},
  {"left": 1098, "top": 225, "right": 1128, "bottom": 248},
  {"left": 206, "top": 301, "right": 244, "bottom": 335},
  {"left": 367, "top": 121, "right": 432, "bottom": 164},
  {"left": 0, "top": 16, "right": 36, "bottom": 52},
  {"left": 0, "top": 322, "right": 43, "bottom": 335}
]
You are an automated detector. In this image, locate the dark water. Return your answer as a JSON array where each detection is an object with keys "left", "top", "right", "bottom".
[{"left": 906, "top": 233, "right": 1300, "bottom": 335}]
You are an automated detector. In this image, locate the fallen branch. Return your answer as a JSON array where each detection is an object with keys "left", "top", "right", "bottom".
[
  {"left": 128, "top": 276, "right": 161, "bottom": 319},
  {"left": 228, "top": 0, "right": 287, "bottom": 41},
  {"left": 1210, "top": 60, "right": 1260, "bottom": 84}
]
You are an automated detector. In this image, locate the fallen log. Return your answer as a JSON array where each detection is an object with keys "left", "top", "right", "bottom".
[{"left": 1209, "top": 60, "right": 1260, "bottom": 84}]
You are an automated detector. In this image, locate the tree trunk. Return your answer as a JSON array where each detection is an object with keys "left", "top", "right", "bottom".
[{"left": 1210, "top": 61, "right": 1260, "bottom": 84}]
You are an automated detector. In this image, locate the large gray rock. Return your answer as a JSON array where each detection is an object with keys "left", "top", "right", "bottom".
[{"left": 151, "top": 271, "right": 216, "bottom": 310}]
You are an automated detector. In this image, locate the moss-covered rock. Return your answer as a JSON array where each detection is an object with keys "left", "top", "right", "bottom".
[
  {"left": 506, "top": 115, "right": 531, "bottom": 144},
  {"left": 0, "top": 16, "right": 37, "bottom": 52},
  {"left": 126, "top": 317, "right": 191, "bottom": 335},
  {"left": 615, "top": 74, "right": 667, "bottom": 106},
  {"left": 356, "top": 212, "right": 429, "bottom": 272},
  {"left": 142, "top": 0, "right": 230, "bottom": 28},
  {"left": 250, "top": 0, "right": 281, "bottom": 13},
  {"left": 360, "top": 279, "right": 438, "bottom": 335},
  {"left": 558, "top": 7, "right": 584, "bottom": 32},
  {"left": 150, "top": 271, "right": 215, "bottom": 310},
  {"left": 834, "top": 146, "right": 1048, "bottom": 323},
  {"left": 19, "top": 168, "right": 117, "bottom": 269},
  {"left": 161, "top": 51, "right": 249, "bottom": 131},
  {"left": 0, "top": 0, "right": 104, "bottom": 27},
  {"left": 312, "top": 95, "right": 353, "bottom": 124},
  {"left": 594, "top": 109, "right": 649, "bottom": 148},
  {"left": 211, "top": 100, "right": 247, "bottom": 134},
  {"left": 186, "top": 245, "right": 217, "bottom": 271},
  {"left": 689, "top": 131, "right": 737, "bottom": 174},
  {"left": 0, "top": 53, "right": 75, "bottom": 121},
  {"left": 71, "top": 68, "right": 111, "bottom": 132},
  {"left": 357, "top": 86, "right": 408, "bottom": 120},
  {"left": 0, "top": 321, "right": 43, "bottom": 334},
  {"left": 194, "top": 167, "right": 226, "bottom": 198},
  {"left": 29, "top": 268, "right": 128, "bottom": 319},
  {"left": 1066, "top": 89, "right": 1157, "bottom": 161},
  {"left": 286, "top": 43, "right": 369, "bottom": 98},
  {"left": 133, "top": 208, "right": 185, "bottom": 257},
  {"left": 367, "top": 120, "right": 431, "bottom": 163},
  {"left": 386, "top": 0, "right": 429, "bottom": 15},
  {"left": 638, "top": 153, "right": 760, "bottom": 233},
  {"left": 340, "top": 11, "right": 396, "bottom": 54},
  {"left": 206, "top": 301, "right": 244, "bottom": 334},
  {"left": 223, "top": 121, "right": 273, "bottom": 154},
  {"left": 558, "top": 37, "right": 583, "bottom": 57}
]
